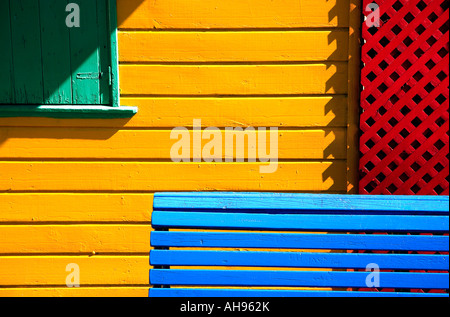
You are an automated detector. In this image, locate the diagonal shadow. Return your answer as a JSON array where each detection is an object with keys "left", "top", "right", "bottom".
[
  {"left": 1, "top": 0, "right": 145, "bottom": 106},
  {"left": 0, "top": 0, "right": 145, "bottom": 146},
  {"left": 320, "top": 0, "right": 353, "bottom": 193}
]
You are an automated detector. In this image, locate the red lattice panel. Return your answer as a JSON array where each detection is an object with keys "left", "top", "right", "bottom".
[
  {"left": 356, "top": 0, "right": 449, "bottom": 296},
  {"left": 360, "top": 0, "right": 449, "bottom": 195}
]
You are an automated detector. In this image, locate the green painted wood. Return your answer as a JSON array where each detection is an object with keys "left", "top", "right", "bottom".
[
  {"left": 69, "top": 0, "right": 101, "bottom": 105},
  {"left": 40, "top": 0, "right": 72, "bottom": 104},
  {"left": 10, "top": 0, "right": 44, "bottom": 104},
  {"left": 1, "top": 0, "right": 120, "bottom": 110},
  {"left": 108, "top": 0, "right": 120, "bottom": 107},
  {"left": 97, "top": 0, "right": 112, "bottom": 105},
  {"left": 0, "top": 1, "right": 14, "bottom": 104},
  {"left": 0, "top": 105, "right": 137, "bottom": 118}
]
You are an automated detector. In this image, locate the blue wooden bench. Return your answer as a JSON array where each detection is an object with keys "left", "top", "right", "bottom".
[{"left": 149, "top": 192, "right": 449, "bottom": 297}]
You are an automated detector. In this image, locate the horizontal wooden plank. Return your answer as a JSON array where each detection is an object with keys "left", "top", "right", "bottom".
[
  {"left": 0, "top": 225, "right": 150, "bottom": 254},
  {"left": 117, "top": 0, "right": 350, "bottom": 29},
  {"left": 153, "top": 193, "right": 450, "bottom": 214},
  {"left": 152, "top": 212, "right": 449, "bottom": 232},
  {"left": 0, "top": 162, "right": 347, "bottom": 192},
  {"left": 119, "top": 64, "right": 348, "bottom": 95},
  {"left": 0, "top": 287, "right": 150, "bottom": 297},
  {"left": 149, "top": 289, "right": 449, "bottom": 297},
  {"left": 118, "top": 31, "right": 349, "bottom": 62},
  {"left": 150, "top": 269, "right": 450, "bottom": 289},
  {"left": 0, "top": 193, "right": 152, "bottom": 222},
  {"left": 0, "top": 96, "right": 348, "bottom": 128},
  {"left": 151, "top": 232, "right": 450, "bottom": 252},
  {"left": 0, "top": 256, "right": 149, "bottom": 285},
  {"left": 150, "top": 250, "right": 449, "bottom": 270},
  {"left": 0, "top": 128, "right": 346, "bottom": 160}
]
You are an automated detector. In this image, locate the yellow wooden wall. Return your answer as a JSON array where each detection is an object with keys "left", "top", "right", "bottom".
[{"left": 0, "top": 0, "right": 360, "bottom": 296}]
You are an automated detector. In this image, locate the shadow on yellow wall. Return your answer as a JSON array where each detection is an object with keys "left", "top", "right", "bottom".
[
  {"left": 323, "top": 1, "right": 354, "bottom": 193},
  {"left": 0, "top": 0, "right": 356, "bottom": 194},
  {"left": 0, "top": 0, "right": 146, "bottom": 146}
]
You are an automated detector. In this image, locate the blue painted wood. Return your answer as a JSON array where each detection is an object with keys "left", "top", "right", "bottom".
[
  {"left": 149, "top": 288, "right": 450, "bottom": 298},
  {"left": 153, "top": 192, "right": 450, "bottom": 215},
  {"left": 150, "top": 232, "right": 450, "bottom": 252},
  {"left": 150, "top": 192, "right": 449, "bottom": 296},
  {"left": 150, "top": 250, "right": 449, "bottom": 270},
  {"left": 151, "top": 211, "right": 449, "bottom": 232},
  {"left": 150, "top": 269, "right": 449, "bottom": 289}
]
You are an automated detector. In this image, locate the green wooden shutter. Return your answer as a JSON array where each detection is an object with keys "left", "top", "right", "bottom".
[{"left": 0, "top": 0, "right": 112, "bottom": 105}]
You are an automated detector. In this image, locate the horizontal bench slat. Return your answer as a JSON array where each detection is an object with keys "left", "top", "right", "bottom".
[
  {"left": 150, "top": 232, "right": 450, "bottom": 252},
  {"left": 150, "top": 250, "right": 449, "bottom": 270},
  {"left": 153, "top": 193, "right": 450, "bottom": 214},
  {"left": 151, "top": 212, "right": 449, "bottom": 232},
  {"left": 149, "top": 288, "right": 449, "bottom": 298},
  {"left": 150, "top": 270, "right": 450, "bottom": 289}
]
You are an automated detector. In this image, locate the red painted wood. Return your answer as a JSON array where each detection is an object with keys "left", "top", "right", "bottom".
[
  {"left": 359, "top": 0, "right": 449, "bottom": 196},
  {"left": 357, "top": 0, "right": 449, "bottom": 295}
]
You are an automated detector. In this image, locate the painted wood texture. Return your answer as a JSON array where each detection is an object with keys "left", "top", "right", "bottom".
[
  {"left": 40, "top": 0, "right": 72, "bottom": 104},
  {"left": 151, "top": 269, "right": 449, "bottom": 289},
  {"left": 0, "top": 96, "right": 348, "bottom": 128},
  {"left": 0, "top": 287, "right": 150, "bottom": 297},
  {"left": 0, "top": 162, "right": 347, "bottom": 192},
  {"left": 151, "top": 250, "right": 449, "bottom": 270},
  {"left": 0, "top": 1, "right": 14, "bottom": 103},
  {"left": 0, "top": 194, "right": 152, "bottom": 222},
  {"left": 152, "top": 212, "right": 449, "bottom": 232},
  {"left": 0, "top": 256, "right": 149, "bottom": 285},
  {"left": 118, "top": 31, "right": 349, "bottom": 62},
  {"left": 151, "top": 193, "right": 449, "bottom": 295},
  {"left": 9, "top": 0, "right": 43, "bottom": 104},
  {"left": 0, "top": 0, "right": 111, "bottom": 105},
  {"left": 154, "top": 192, "right": 450, "bottom": 214},
  {"left": 149, "top": 289, "right": 449, "bottom": 298},
  {"left": 151, "top": 232, "right": 450, "bottom": 252},
  {"left": 0, "top": 0, "right": 359, "bottom": 297},
  {"left": 0, "top": 128, "right": 346, "bottom": 160},
  {"left": 0, "top": 225, "right": 150, "bottom": 254},
  {"left": 119, "top": 64, "right": 348, "bottom": 96},
  {"left": 347, "top": 0, "right": 362, "bottom": 193},
  {"left": 117, "top": 0, "right": 350, "bottom": 29}
]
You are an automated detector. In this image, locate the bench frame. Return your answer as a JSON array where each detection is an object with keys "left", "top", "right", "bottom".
[{"left": 150, "top": 192, "right": 449, "bottom": 297}]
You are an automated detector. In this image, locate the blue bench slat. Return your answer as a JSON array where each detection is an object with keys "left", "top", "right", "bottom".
[
  {"left": 152, "top": 211, "right": 449, "bottom": 232},
  {"left": 150, "top": 270, "right": 449, "bottom": 289},
  {"left": 149, "top": 288, "right": 450, "bottom": 298},
  {"left": 151, "top": 232, "right": 450, "bottom": 252},
  {"left": 150, "top": 192, "right": 449, "bottom": 296},
  {"left": 150, "top": 250, "right": 449, "bottom": 270},
  {"left": 153, "top": 192, "right": 449, "bottom": 214}
]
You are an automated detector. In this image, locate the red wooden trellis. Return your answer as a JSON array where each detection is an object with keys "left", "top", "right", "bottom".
[
  {"left": 355, "top": 0, "right": 449, "bottom": 295},
  {"left": 359, "top": 0, "right": 449, "bottom": 195}
]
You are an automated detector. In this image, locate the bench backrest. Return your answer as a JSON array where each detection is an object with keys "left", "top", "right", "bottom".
[{"left": 150, "top": 193, "right": 449, "bottom": 297}]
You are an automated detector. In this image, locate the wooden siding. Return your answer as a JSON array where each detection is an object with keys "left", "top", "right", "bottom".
[{"left": 0, "top": 0, "right": 360, "bottom": 297}]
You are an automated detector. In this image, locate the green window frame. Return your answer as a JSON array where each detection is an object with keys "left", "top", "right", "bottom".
[{"left": 0, "top": 0, "right": 136, "bottom": 118}]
